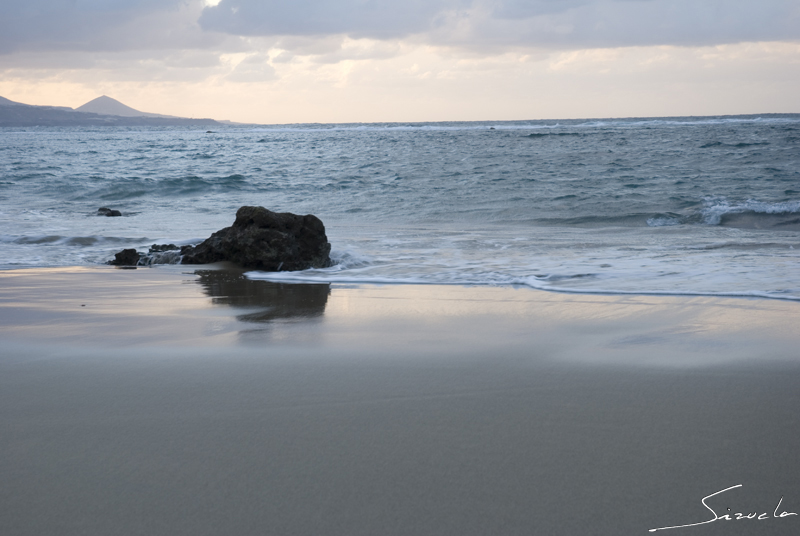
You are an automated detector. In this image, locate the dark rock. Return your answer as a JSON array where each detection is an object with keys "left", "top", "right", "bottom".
[
  {"left": 108, "top": 248, "right": 140, "bottom": 266},
  {"left": 98, "top": 207, "right": 122, "bottom": 217},
  {"left": 149, "top": 244, "right": 179, "bottom": 253},
  {"left": 108, "top": 245, "right": 181, "bottom": 266},
  {"left": 181, "top": 206, "right": 332, "bottom": 270}
]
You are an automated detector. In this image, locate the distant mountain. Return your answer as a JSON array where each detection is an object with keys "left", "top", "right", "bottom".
[
  {"left": 0, "top": 95, "right": 219, "bottom": 127},
  {"left": 0, "top": 96, "right": 72, "bottom": 112},
  {"left": 75, "top": 95, "right": 175, "bottom": 118},
  {"left": 0, "top": 96, "right": 25, "bottom": 106}
]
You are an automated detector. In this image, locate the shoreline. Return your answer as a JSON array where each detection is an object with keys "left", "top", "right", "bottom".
[
  {"left": 2, "top": 265, "right": 800, "bottom": 535},
  {"left": 1, "top": 264, "right": 798, "bottom": 359}
]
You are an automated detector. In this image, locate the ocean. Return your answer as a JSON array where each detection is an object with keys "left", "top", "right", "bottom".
[{"left": 1, "top": 114, "right": 799, "bottom": 300}]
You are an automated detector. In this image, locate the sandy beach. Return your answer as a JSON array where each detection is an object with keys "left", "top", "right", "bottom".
[{"left": 2, "top": 265, "right": 799, "bottom": 535}]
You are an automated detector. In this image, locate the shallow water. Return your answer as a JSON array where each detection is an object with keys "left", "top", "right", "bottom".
[{"left": 1, "top": 114, "right": 799, "bottom": 299}]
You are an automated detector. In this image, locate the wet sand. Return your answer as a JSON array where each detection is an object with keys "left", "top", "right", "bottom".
[{"left": 1, "top": 266, "right": 799, "bottom": 535}]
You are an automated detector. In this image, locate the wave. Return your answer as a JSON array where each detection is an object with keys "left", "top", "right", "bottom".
[
  {"left": 138, "top": 250, "right": 182, "bottom": 265},
  {"left": 640, "top": 199, "right": 800, "bottom": 229},
  {"left": 236, "top": 244, "right": 800, "bottom": 302},
  {"left": 717, "top": 213, "right": 800, "bottom": 230},
  {"left": 535, "top": 213, "right": 671, "bottom": 227},
  {"left": 245, "top": 269, "right": 800, "bottom": 302},
  {"left": 8, "top": 235, "right": 152, "bottom": 246},
  {"left": 524, "top": 132, "right": 585, "bottom": 138},
  {"left": 493, "top": 202, "right": 800, "bottom": 229},
  {"left": 241, "top": 115, "right": 800, "bottom": 134},
  {"left": 700, "top": 141, "right": 770, "bottom": 148},
  {"left": 700, "top": 198, "right": 800, "bottom": 227},
  {"left": 682, "top": 241, "right": 793, "bottom": 251},
  {"left": 520, "top": 280, "right": 800, "bottom": 302},
  {"left": 567, "top": 116, "right": 800, "bottom": 129},
  {"left": 645, "top": 215, "right": 681, "bottom": 227},
  {"left": 71, "top": 174, "right": 252, "bottom": 201}
]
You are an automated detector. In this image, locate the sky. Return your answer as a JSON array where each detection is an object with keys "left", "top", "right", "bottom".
[{"left": 0, "top": 0, "right": 798, "bottom": 123}]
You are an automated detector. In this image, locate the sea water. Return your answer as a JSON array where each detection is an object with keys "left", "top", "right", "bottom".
[{"left": 1, "top": 115, "right": 799, "bottom": 300}]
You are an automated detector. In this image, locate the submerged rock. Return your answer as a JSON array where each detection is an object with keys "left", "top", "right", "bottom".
[
  {"left": 97, "top": 207, "right": 122, "bottom": 217},
  {"left": 181, "top": 206, "right": 331, "bottom": 270},
  {"left": 149, "top": 244, "right": 179, "bottom": 253},
  {"left": 140, "top": 244, "right": 181, "bottom": 265},
  {"left": 108, "top": 248, "right": 140, "bottom": 266},
  {"left": 107, "top": 245, "right": 181, "bottom": 267}
]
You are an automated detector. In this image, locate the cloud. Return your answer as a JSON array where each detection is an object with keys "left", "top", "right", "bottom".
[
  {"left": 1, "top": 0, "right": 798, "bottom": 122},
  {"left": 199, "top": 0, "right": 800, "bottom": 50},
  {"left": 0, "top": 0, "right": 222, "bottom": 55},
  {"left": 0, "top": 49, "right": 230, "bottom": 83},
  {"left": 224, "top": 53, "right": 277, "bottom": 82},
  {"left": 198, "top": 0, "right": 467, "bottom": 40},
  {"left": 463, "top": 0, "right": 800, "bottom": 50},
  {"left": 1, "top": 0, "right": 797, "bottom": 62},
  {"left": 490, "top": 0, "right": 592, "bottom": 20}
]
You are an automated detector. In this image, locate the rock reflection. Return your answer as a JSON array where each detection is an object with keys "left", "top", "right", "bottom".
[{"left": 195, "top": 269, "right": 329, "bottom": 324}]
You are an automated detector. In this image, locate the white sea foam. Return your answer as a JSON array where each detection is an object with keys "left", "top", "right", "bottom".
[
  {"left": 242, "top": 116, "right": 800, "bottom": 134},
  {"left": 246, "top": 270, "right": 800, "bottom": 302},
  {"left": 246, "top": 225, "right": 800, "bottom": 301},
  {"left": 701, "top": 197, "right": 800, "bottom": 225},
  {"left": 646, "top": 217, "right": 680, "bottom": 227}
]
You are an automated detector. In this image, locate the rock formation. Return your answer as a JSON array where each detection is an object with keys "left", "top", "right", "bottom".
[
  {"left": 98, "top": 207, "right": 122, "bottom": 217},
  {"left": 180, "top": 206, "right": 332, "bottom": 270},
  {"left": 109, "top": 248, "right": 140, "bottom": 266},
  {"left": 108, "top": 207, "right": 332, "bottom": 270}
]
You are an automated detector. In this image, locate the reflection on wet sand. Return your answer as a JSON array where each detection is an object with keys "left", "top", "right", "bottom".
[{"left": 194, "top": 269, "right": 330, "bottom": 324}]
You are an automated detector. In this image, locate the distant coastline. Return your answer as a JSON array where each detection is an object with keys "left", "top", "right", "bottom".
[{"left": 0, "top": 95, "right": 220, "bottom": 127}]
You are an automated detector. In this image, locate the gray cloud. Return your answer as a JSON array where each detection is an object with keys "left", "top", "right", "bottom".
[
  {"left": 198, "top": 0, "right": 468, "bottom": 40},
  {"left": 0, "top": 0, "right": 223, "bottom": 55},
  {"left": 489, "top": 0, "right": 593, "bottom": 20},
  {"left": 469, "top": 0, "right": 800, "bottom": 49},
  {"left": 0, "top": 49, "right": 229, "bottom": 83},
  {"left": 225, "top": 53, "right": 277, "bottom": 82},
  {"left": 0, "top": 0, "right": 797, "bottom": 65},
  {"left": 199, "top": 0, "right": 800, "bottom": 50}
]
